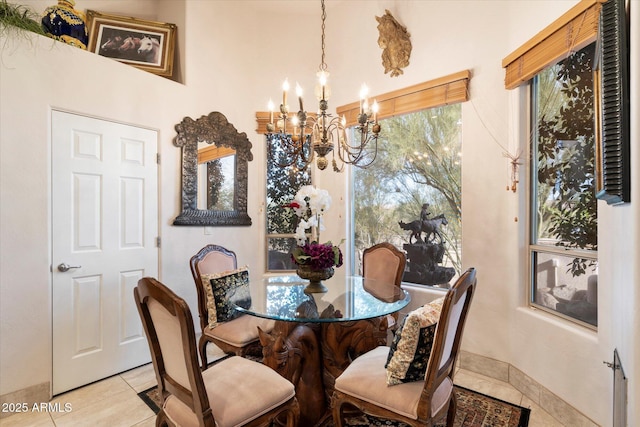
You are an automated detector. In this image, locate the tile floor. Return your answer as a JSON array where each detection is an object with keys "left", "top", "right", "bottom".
[{"left": 1, "top": 347, "right": 566, "bottom": 427}]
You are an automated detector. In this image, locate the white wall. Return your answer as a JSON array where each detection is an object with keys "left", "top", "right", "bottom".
[
  {"left": 0, "top": 32, "right": 188, "bottom": 397},
  {"left": 502, "top": 2, "right": 640, "bottom": 425},
  {"left": 1, "top": 1, "right": 637, "bottom": 425}
]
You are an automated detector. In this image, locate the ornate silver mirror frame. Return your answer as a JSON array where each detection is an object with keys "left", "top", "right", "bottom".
[{"left": 173, "top": 111, "right": 252, "bottom": 226}]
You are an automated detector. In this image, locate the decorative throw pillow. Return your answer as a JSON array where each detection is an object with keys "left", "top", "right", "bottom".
[
  {"left": 210, "top": 266, "right": 252, "bottom": 324},
  {"left": 385, "top": 296, "right": 445, "bottom": 386},
  {"left": 200, "top": 273, "right": 220, "bottom": 329},
  {"left": 201, "top": 266, "right": 251, "bottom": 329}
]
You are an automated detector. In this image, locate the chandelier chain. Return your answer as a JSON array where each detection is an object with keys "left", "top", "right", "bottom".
[{"left": 319, "top": 0, "right": 327, "bottom": 71}]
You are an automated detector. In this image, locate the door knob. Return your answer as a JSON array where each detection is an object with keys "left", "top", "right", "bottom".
[{"left": 57, "top": 263, "right": 81, "bottom": 272}]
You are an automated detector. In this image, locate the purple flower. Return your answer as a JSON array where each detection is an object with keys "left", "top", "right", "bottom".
[{"left": 292, "top": 241, "right": 343, "bottom": 269}]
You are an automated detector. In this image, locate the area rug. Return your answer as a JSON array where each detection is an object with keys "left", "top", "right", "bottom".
[{"left": 138, "top": 384, "right": 530, "bottom": 427}]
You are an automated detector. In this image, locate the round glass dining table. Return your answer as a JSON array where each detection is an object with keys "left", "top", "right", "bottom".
[
  {"left": 230, "top": 271, "right": 411, "bottom": 323},
  {"left": 229, "top": 271, "right": 410, "bottom": 426}
]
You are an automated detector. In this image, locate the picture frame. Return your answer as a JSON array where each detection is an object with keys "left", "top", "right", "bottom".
[{"left": 86, "top": 10, "right": 176, "bottom": 77}]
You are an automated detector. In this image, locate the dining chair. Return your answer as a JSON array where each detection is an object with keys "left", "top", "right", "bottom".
[
  {"left": 331, "top": 267, "right": 477, "bottom": 427},
  {"left": 362, "top": 242, "right": 407, "bottom": 329},
  {"left": 134, "top": 277, "right": 299, "bottom": 427},
  {"left": 190, "top": 244, "right": 274, "bottom": 368}
]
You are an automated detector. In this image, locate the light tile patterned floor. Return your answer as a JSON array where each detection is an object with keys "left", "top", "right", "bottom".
[{"left": 1, "top": 347, "right": 565, "bottom": 427}]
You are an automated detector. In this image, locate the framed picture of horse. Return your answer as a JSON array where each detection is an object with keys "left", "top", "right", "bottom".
[{"left": 86, "top": 10, "right": 177, "bottom": 77}]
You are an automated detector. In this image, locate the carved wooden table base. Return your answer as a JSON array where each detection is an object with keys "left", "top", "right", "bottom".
[{"left": 258, "top": 317, "right": 389, "bottom": 426}]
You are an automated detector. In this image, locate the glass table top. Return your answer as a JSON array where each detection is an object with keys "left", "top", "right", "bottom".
[{"left": 229, "top": 271, "right": 411, "bottom": 323}]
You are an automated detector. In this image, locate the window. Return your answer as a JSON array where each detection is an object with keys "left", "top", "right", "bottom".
[
  {"left": 502, "top": 0, "right": 602, "bottom": 328},
  {"left": 529, "top": 43, "right": 598, "bottom": 327},
  {"left": 265, "top": 136, "right": 311, "bottom": 272},
  {"left": 351, "top": 105, "right": 462, "bottom": 286},
  {"left": 259, "top": 71, "right": 471, "bottom": 277}
]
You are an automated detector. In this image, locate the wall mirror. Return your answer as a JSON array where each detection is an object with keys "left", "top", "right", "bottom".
[{"left": 173, "top": 111, "right": 252, "bottom": 226}]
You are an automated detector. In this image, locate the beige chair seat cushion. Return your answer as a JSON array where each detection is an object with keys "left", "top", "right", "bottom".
[
  {"left": 203, "top": 314, "right": 275, "bottom": 346},
  {"left": 163, "top": 356, "right": 295, "bottom": 427},
  {"left": 334, "top": 346, "right": 453, "bottom": 420}
]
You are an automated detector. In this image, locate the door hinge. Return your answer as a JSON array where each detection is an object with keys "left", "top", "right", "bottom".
[
  {"left": 156, "top": 153, "right": 161, "bottom": 164},
  {"left": 156, "top": 237, "right": 161, "bottom": 248}
]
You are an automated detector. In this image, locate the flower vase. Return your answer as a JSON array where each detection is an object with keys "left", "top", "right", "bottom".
[
  {"left": 42, "top": 0, "right": 88, "bottom": 49},
  {"left": 296, "top": 265, "right": 334, "bottom": 293}
]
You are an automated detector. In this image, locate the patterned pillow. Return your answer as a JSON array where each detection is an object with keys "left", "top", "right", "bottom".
[
  {"left": 385, "top": 297, "right": 445, "bottom": 386},
  {"left": 200, "top": 272, "right": 220, "bottom": 329},
  {"left": 201, "top": 266, "right": 251, "bottom": 328}
]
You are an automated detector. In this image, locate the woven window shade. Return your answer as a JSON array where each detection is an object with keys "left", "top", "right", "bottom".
[
  {"left": 336, "top": 70, "right": 470, "bottom": 128},
  {"left": 502, "top": 0, "right": 604, "bottom": 89}
]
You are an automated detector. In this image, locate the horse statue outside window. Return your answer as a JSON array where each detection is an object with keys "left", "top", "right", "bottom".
[
  {"left": 399, "top": 213, "right": 448, "bottom": 244},
  {"left": 398, "top": 207, "right": 456, "bottom": 287}
]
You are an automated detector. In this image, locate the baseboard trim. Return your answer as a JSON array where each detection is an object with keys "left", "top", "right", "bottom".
[
  {"left": 458, "top": 351, "right": 598, "bottom": 426},
  {"left": 0, "top": 382, "right": 50, "bottom": 420}
]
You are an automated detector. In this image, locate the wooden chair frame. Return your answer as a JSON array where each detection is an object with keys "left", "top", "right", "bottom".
[
  {"left": 134, "top": 277, "right": 299, "bottom": 427},
  {"left": 189, "top": 244, "right": 255, "bottom": 366},
  {"left": 332, "top": 268, "right": 477, "bottom": 427}
]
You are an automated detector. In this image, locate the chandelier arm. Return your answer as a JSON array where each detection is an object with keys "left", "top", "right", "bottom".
[
  {"left": 336, "top": 144, "right": 367, "bottom": 167},
  {"left": 283, "top": 141, "right": 305, "bottom": 159},
  {"left": 339, "top": 131, "right": 377, "bottom": 151},
  {"left": 336, "top": 142, "right": 349, "bottom": 163},
  {"left": 332, "top": 158, "right": 345, "bottom": 172},
  {"left": 343, "top": 149, "right": 366, "bottom": 164},
  {"left": 355, "top": 139, "right": 380, "bottom": 168},
  {"left": 267, "top": 134, "right": 313, "bottom": 169},
  {"left": 267, "top": 147, "right": 302, "bottom": 169},
  {"left": 336, "top": 132, "right": 379, "bottom": 167}
]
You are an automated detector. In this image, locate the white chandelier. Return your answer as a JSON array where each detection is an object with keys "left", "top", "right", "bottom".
[{"left": 266, "top": 0, "right": 380, "bottom": 172}]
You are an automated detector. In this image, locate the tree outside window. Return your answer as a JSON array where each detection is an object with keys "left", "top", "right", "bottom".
[
  {"left": 266, "top": 140, "right": 311, "bottom": 271},
  {"left": 530, "top": 42, "right": 598, "bottom": 327},
  {"left": 352, "top": 105, "right": 462, "bottom": 285}
]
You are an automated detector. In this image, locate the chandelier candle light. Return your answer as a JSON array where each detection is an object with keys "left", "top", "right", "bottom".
[
  {"left": 285, "top": 185, "right": 343, "bottom": 293},
  {"left": 266, "top": 0, "right": 381, "bottom": 172}
]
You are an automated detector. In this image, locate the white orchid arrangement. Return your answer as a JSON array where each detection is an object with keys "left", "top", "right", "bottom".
[
  {"left": 284, "top": 185, "right": 343, "bottom": 270},
  {"left": 287, "top": 185, "right": 331, "bottom": 245}
]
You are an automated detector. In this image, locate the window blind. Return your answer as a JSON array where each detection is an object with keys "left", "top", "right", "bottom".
[
  {"left": 336, "top": 70, "right": 470, "bottom": 128},
  {"left": 502, "top": 0, "right": 604, "bottom": 89}
]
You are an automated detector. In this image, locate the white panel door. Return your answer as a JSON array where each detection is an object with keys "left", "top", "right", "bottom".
[{"left": 52, "top": 111, "right": 158, "bottom": 395}]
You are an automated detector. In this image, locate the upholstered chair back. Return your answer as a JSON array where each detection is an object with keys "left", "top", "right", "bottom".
[
  {"left": 438, "top": 291, "right": 467, "bottom": 370},
  {"left": 362, "top": 242, "right": 406, "bottom": 287},
  {"left": 363, "top": 243, "right": 407, "bottom": 331},
  {"left": 147, "top": 299, "right": 192, "bottom": 391},
  {"left": 417, "top": 268, "right": 476, "bottom": 419},
  {"left": 135, "top": 277, "right": 211, "bottom": 424},
  {"left": 197, "top": 247, "right": 237, "bottom": 275},
  {"left": 190, "top": 245, "right": 238, "bottom": 332}
]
